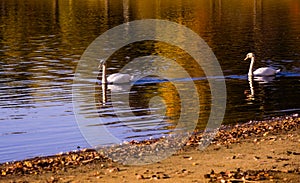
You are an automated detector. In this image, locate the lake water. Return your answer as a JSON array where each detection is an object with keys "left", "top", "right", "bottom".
[{"left": 0, "top": 0, "right": 299, "bottom": 163}]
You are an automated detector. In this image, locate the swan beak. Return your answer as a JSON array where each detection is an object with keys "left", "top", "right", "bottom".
[{"left": 244, "top": 56, "right": 249, "bottom": 60}]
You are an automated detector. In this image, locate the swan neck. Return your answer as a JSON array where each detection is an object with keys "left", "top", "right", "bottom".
[
  {"left": 101, "top": 81, "right": 107, "bottom": 105},
  {"left": 102, "top": 63, "right": 107, "bottom": 84},
  {"left": 248, "top": 57, "right": 255, "bottom": 76},
  {"left": 248, "top": 75, "right": 254, "bottom": 97}
]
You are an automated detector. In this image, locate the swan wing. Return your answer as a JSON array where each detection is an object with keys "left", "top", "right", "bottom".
[
  {"left": 107, "top": 73, "right": 131, "bottom": 83},
  {"left": 253, "top": 67, "right": 277, "bottom": 76}
]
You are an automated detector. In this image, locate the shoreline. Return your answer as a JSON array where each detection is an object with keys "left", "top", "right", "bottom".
[{"left": 1, "top": 114, "right": 299, "bottom": 182}]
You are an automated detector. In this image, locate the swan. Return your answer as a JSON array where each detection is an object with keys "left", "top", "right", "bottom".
[
  {"left": 98, "top": 60, "right": 132, "bottom": 84},
  {"left": 244, "top": 53, "right": 280, "bottom": 76}
]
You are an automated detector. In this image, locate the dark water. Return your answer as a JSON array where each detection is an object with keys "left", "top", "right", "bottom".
[{"left": 0, "top": 0, "right": 299, "bottom": 163}]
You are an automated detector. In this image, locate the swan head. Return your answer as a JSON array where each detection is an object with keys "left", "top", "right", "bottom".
[
  {"left": 244, "top": 53, "right": 255, "bottom": 60},
  {"left": 98, "top": 59, "right": 106, "bottom": 69}
]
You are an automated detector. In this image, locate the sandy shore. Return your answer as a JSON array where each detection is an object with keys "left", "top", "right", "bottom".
[{"left": 1, "top": 114, "right": 299, "bottom": 182}]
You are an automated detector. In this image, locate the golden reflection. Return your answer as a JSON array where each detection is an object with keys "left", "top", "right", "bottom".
[
  {"left": 152, "top": 41, "right": 211, "bottom": 129},
  {"left": 1, "top": 0, "right": 300, "bottom": 125}
]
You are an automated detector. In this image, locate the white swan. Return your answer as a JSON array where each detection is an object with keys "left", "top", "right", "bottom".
[
  {"left": 98, "top": 60, "right": 132, "bottom": 84},
  {"left": 244, "top": 53, "right": 280, "bottom": 76}
]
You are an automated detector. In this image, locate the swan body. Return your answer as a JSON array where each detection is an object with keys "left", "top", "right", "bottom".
[
  {"left": 99, "top": 59, "right": 132, "bottom": 84},
  {"left": 107, "top": 73, "right": 132, "bottom": 83},
  {"left": 253, "top": 67, "right": 280, "bottom": 76},
  {"left": 244, "top": 53, "right": 280, "bottom": 76}
]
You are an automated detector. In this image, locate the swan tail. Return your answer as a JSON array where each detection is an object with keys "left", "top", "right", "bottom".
[{"left": 130, "top": 75, "right": 134, "bottom": 81}]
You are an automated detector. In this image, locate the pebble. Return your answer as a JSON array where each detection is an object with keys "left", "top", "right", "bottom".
[
  {"left": 204, "top": 168, "right": 300, "bottom": 182},
  {"left": 136, "top": 174, "right": 144, "bottom": 180}
]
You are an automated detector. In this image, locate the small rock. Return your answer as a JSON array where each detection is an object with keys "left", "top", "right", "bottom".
[
  {"left": 253, "top": 156, "right": 260, "bottom": 160},
  {"left": 107, "top": 167, "right": 120, "bottom": 173},
  {"left": 136, "top": 174, "right": 144, "bottom": 180}
]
